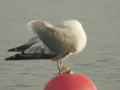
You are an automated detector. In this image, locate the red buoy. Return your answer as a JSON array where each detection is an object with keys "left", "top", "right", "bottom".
[{"left": 44, "top": 74, "right": 97, "bottom": 90}]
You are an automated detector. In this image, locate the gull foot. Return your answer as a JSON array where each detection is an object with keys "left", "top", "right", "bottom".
[{"left": 58, "top": 66, "right": 74, "bottom": 75}]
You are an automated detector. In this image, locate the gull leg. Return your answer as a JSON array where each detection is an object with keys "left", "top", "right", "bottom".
[
  {"left": 57, "top": 53, "right": 73, "bottom": 74},
  {"left": 57, "top": 60, "right": 73, "bottom": 74},
  {"left": 57, "top": 60, "right": 63, "bottom": 74}
]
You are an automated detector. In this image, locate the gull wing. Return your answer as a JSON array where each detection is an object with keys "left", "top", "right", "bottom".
[
  {"left": 5, "top": 20, "right": 78, "bottom": 60},
  {"left": 5, "top": 36, "right": 55, "bottom": 60},
  {"left": 8, "top": 36, "right": 40, "bottom": 52},
  {"left": 29, "top": 20, "right": 78, "bottom": 56}
]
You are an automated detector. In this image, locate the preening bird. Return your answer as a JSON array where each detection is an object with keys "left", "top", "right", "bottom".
[{"left": 5, "top": 20, "right": 87, "bottom": 74}]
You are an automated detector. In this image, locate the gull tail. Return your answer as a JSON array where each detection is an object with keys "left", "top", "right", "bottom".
[{"left": 5, "top": 53, "right": 55, "bottom": 61}]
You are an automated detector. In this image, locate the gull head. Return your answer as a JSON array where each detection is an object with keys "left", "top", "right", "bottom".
[{"left": 63, "top": 20, "right": 83, "bottom": 31}]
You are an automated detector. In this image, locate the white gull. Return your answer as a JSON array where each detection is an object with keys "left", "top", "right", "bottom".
[{"left": 5, "top": 19, "right": 87, "bottom": 73}]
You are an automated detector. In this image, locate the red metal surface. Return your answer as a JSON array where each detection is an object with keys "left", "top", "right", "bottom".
[{"left": 44, "top": 74, "right": 97, "bottom": 90}]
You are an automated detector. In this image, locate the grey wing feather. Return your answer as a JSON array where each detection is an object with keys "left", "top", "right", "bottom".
[{"left": 8, "top": 36, "right": 40, "bottom": 52}]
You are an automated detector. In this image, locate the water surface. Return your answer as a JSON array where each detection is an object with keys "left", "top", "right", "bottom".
[{"left": 0, "top": 0, "right": 120, "bottom": 90}]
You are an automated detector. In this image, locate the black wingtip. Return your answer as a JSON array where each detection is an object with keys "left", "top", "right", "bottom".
[
  {"left": 5, "top": 54, "right": 24, "bottom": 61},
  {"left": 8, "top": 48, "right": 18, "bottom": 52},
  {"left": 5, "top": 53, "right": 55, "bottom": 61},
  {"left": 7, "top": 44, "right": 27, "bottom": 52},
  {"left": 5, "top": 56, "right": 15, "bottom": 61},
  {"left": 5, "top": 54, "right": 39, "bottom": 61}
]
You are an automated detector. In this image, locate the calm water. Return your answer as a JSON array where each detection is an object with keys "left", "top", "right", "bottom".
[{"left": 0, "top": 0, "right": 120, "bottom": 90}]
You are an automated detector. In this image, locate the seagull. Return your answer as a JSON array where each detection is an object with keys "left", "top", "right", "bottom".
[{"left": 5, "top": 20, "right": 87, "bottom": 74}]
